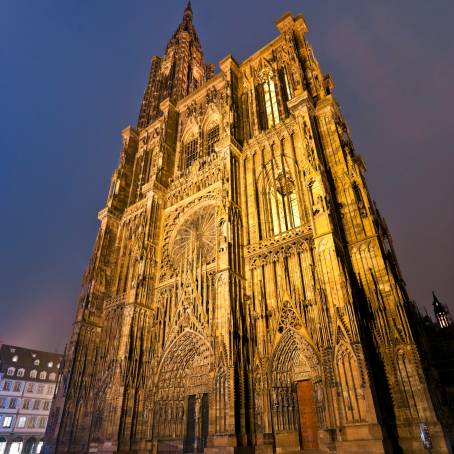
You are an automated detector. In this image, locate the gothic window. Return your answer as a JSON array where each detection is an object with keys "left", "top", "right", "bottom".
[
  {"left": 336, "top": 346, "right": 364, "bottom": 424},
  {"left": 313, "top": 73, "right": 321, "bottom": 90},
  {"left": 39, "top": 371, "right": 47, "bottom": 380},
  {"left": 241, "top": 92, "right": 251, "bottom": 140},
  {"left": 17, "top": 369, "right": 24, "bottom": 377},
  {"left": 182, "top": 137, "right": 199, "bottom": 170},
  {"left": 279, "top": 67, "right": 293, "bottom": 105},
  {"left": 263, "top": 76, "right": 280, "bottom": 128},
  {"left": 396, "top": 350, "right": 421, "bottom": 419},
  {"left": 255, "top": 72, "right": 280, "bottom": 131},
  {"left": 206, "top": 125, "right": 219, "bottom": 155},
  {"left": 259, "top": 158, "right": 302, "bottom": 237},
  {"left": 30, "top": 370, "right": 37, "bottom": 379},
  {"left": 7, "top": 367, "right": 14, "bottom": 376},
  {"left": 352, "top": 182, "right": 367, "bottom": 217},
  {"left": 270, "top": 171, "right": 301, "bottom": 236},
  {"left": 308, "top": 48, "right": 315, "bottom": 63}
]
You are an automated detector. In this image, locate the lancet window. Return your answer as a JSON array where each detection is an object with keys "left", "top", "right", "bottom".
[
  {"left": 352, "top": 182, "right": 367, "bottom": 217},
  {"left": 206, "top": 125, "right": 220, "bottom": 155},
  {"left": 256, "top": 71, "right": 280, "bottom": 131},
  {"left": 263, "top": 76, "right": 280, "bottom": 128},
  {"left": 182, "top": 137, "right": 199, "bottom": 170},
  {"left": 279, "top": 67, "right": 293, "bottom": 105},
  {"left": 259, "top": 157, "right": 303, "bottom": 237},
  {"left": 268, "top": 170, "right": 301, "bottom": 236}
]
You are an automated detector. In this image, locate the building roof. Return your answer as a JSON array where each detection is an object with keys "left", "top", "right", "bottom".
[{"left": 0, "top": 344, "right": 63, "bottom": 382}]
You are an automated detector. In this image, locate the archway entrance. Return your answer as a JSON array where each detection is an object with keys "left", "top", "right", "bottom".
[
  {"left": 269, "top": 329, "right": 323, "bottom": 451},
  {"left": 154, "top": 331, "right": 213, "bottom": 453}
]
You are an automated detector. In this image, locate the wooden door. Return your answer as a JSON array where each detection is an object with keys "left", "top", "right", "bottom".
[{"left": 296, "top": 380, "right": 319, "bottom": 450}]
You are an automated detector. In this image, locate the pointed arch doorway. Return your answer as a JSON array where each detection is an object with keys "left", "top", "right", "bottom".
[
  {"left": 269, "top": 329, "right": 324, "bottom": 452},
  {"left": 154, "top": 330, "right": 213, "bottom": 453}
]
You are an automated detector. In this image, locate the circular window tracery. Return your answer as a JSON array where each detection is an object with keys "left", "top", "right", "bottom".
[{"left": 170, "top": 206, "right": 216, "bottom": 267}]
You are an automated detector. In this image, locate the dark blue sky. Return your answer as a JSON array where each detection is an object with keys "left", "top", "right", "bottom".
[{"left": 1, "top": 1, "right": 453, "bottom": 352}]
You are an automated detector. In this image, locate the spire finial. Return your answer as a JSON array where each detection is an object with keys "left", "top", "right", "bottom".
[
  {"left": 185, "top": 1, "right": 193, "bottom": 15},
  {"left": 432, "top": 291, "right": 440, "bottom": 305}
]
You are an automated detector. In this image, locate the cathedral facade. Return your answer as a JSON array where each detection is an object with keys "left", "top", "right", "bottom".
[{"left": 46, "top": 5, "right": 451, "bottom": 454}]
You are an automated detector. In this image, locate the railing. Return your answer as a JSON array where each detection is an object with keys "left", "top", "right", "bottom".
[{"left": 103, "top": 292, "right": 127, "bottom": 311}]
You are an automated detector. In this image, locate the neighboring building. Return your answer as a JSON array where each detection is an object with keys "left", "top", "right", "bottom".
[
  {"left": 406, "top": 295, "right": 454, "bottom": 449},
  {"left": 0, "top": 345, "right": 62, "bottom": 454},
  {"left": 48, "top": 4, "right": 451, "bottom": 454},
  {"left": 432, "top": 292, "right": 453, "bottom": 329}
]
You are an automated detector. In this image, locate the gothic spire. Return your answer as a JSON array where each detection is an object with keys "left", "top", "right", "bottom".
[{"left": 138, "top": 2, "right": 212, "bottom": 128}]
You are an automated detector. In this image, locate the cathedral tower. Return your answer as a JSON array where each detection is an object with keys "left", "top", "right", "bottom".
[{"left": 46, "top": 6, "right": 451, "bottom": 454}]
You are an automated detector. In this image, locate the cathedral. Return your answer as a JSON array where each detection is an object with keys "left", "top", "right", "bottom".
[{"left": 45, "top": 4, "right": 451, "bottom": 454}]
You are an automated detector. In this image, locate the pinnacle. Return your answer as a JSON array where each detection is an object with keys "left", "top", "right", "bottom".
[{"left": 184, "top": 1, "right": 193, "bottom": 15}]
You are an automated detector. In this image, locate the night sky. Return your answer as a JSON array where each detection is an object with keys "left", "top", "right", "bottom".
[{"left": 1, "top": 1, "right": 453, "bottom": 352}]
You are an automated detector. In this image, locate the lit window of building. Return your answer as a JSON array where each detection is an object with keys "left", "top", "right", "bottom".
[
  {"left": 47, "top": 362, "right": 53, "bottom": 368},
  {"left": 49, "top": 373, "right": 56, "bottom": 382},
  {"left": 7, "top": 368, "right": 14, "bottom": 376},
  {"left": 17, "top": 369, "right": 25, "bottom": 378},
  {"left": 26, "top": 383, "right": 34, "bottom": 393},
  {"left": 17, "top": 417, "right": 26, "bottom": 428},
  {"left": 34, "top": 359, "right": 40, "bottom": 366},
  {"left": 39, "top": 372, "right": 47, "bottom": 380},
  {"left": 13, "top": 382, "right": 21, "bottom": 392},
  {"left": 2, "top": 416, "right": 12, "bottom": 428},
  {"left": 11, "top": 356, "right": 18, "bottom": 363},
  {"left": 30, "top": 370, "right": 37, "bottom": 379}
]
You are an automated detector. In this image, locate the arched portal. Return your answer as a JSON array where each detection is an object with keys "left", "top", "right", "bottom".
[
  {"left": 269, "top": 329, "right": 324, "bottom": 451},
  {"left": 154, "top": 330, "right": 213, "bottom": 453}
]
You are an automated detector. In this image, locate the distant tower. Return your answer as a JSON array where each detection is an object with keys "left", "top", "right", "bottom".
[
  {"left": 48, "top": 5, "right": 451, "bottom": 454},
  {"left": 433, "top": 292, "right": 452, "bottom": 329}
]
